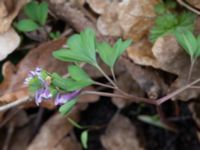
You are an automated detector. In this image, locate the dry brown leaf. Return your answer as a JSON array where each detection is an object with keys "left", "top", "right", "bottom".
[
  {"left": 186, "top": 0, "right": 200, "bottom": 9},
  {"left": 86, "top": 0, "right": 111, "bottom": 14},
  {"left": 96, "top": 0, "right": 159, "bottom": 41},
  {"left": 152, "top": 35, "right": 200, "bottom": 100},
  {"left": 101, "top": 114, "right": 144, "bottom": 150},
  {"left": 27, "top": 110, "right": 81, "bottom": 150},
  {"left": 0, "top": 0, "right": 27, "bottom": 33},
  {"left": 112, "top": 72, "right": 144, "bottom": 108},
  {"left": 122, "top": 57, "right": 168, "bottom": 99},
  {"left": 127, "top": 34, "right": 200, "bottom": 101},
  {"left": 127, "top": 38, "right": 160, "bottom": 68}
]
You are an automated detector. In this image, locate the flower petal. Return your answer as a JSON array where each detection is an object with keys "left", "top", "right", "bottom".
[{"left": 55, "top": 90, "right": 80, "bottom": 105}]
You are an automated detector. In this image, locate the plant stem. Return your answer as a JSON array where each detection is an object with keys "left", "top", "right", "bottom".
[
  {"left": 111, "top": 68, "right": 117, "bottom": 83},
  {"left": 82, "top": 91, "right": 157, "bottom": 105},
  {"left": 93, "top": 81, "right": 115, "bottom": 89},
  {"left": 176, "top": 0, "right": 200, "bottom": 15},
  {"left": 156, "top": 77, "right": 200, "bottom": 105},
  {"left": 187, "top": 57, "right": 196, "bottom": 83},
  {"left": 94, "top": 64, "right": 116, "bottom": 87}
]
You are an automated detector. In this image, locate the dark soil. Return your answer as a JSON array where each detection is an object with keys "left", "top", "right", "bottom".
[{"left": 76, "top": 97, "right": 200, "bottom": 150}]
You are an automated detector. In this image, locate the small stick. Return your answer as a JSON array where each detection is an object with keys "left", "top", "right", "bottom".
[
  {"left": 177, "top": 0, "right": 200, "bottom": 15},
  {"left": 0, "top": 96, "right": 31, "bottom": 112}
]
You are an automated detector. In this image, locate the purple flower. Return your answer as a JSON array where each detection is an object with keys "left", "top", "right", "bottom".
[
  {"left": 55, "top": 90, "right": 80, "bottom": 105},
  {"left": 24, "top": 67, "right": 53, "bottom": 105},
  {"left": 24, "top": 67, "right": 42, "bottom": 85},
  {"left": 35, "top": 86, "right": 52, "bottom": 105}
]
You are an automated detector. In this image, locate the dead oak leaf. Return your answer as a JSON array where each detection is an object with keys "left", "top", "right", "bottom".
[
  {"left": 0, "top": 0, "right": 27, "bottom": 33},
  {"left": 101, "top": 114, "right": 144, "bottom": 150},
  {"left": 0, "top": 28, "right": 20, "bottom": 61},
  {"left": 96, "top": 0, "right": 159, "bottom": 41},
  {"left": 185, "top": 0, "right": 200, "bottom": 9},
  {"left": 27, "top": 110, "right": 81, "bottom": 150},
  {"left": 152, "top": 35, "right": 200, "bottom": 101}
]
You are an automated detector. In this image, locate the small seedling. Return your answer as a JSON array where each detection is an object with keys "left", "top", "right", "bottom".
[
  {"left": 15, "top": 1, "right": 48, "bottom": 32},
  {"left": 175, "top": 31, "right": 200, "bottom": 81},
  {"left": 49, "top": 31, "right": 61, "bottom": 40},
  {"left": 150, "top": 0, "right": 196, "bottom": 42}
]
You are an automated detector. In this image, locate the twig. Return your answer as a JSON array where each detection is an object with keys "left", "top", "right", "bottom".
[
  {"left": 111, "top": 68, "right": 117, "bottom": 83},
  {"left": 177, "top": 0, "right": 200, "bottom": 15},
  {"left": 157, "top": 77, "right": 200, "bottom": 105},
  {"left": 0, "top": 96, "right": 31, "bottom": 112},
  {"left": 82, "top": 91, "right": 157, "bottom": 105}
]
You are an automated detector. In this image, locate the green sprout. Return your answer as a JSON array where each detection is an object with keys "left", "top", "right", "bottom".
[
  {"left": 150, "top": 0, "right": 196, "bottom": 42},
  {"left": 175, "top": 31, "right": 200, "bottom": 82},
  {"left": 15, "top": 1, "right": 48, "bottom": 32}
]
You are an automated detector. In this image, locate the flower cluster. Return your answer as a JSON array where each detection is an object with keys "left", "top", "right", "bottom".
[{"left": 24, "top": 68, "right": 80, "bottom": 106}]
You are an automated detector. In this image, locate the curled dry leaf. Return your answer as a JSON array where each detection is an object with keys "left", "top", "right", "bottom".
[
  {"left": 86, "top": 0, "right": 111, "bottom": 14},
  {"left": 101, "top": 114, "right": 144, "bottom": 150},
  {"left": 0, "top": 0, "right": 26, "bottom": 60},
  {"left": 96, "top": 0, "right": 158, "bottom": 41},
  {"left": 0, "top": 28, "right": 20, "bottom": 61},
  {"left": 127, "top": 38, "right": 160, "bottom": 68},
  {"left": 28, "top": 110, "right": 81, "bottom": 150},
  {"left": 0, "top": 0, "right": 27, "bottom": 33}
]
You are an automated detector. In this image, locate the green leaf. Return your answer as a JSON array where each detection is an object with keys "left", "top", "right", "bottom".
[
  {"left": 81, "top": 130, "right": 88, "bottom": 149},
  {"left": 24, "top": 1, "right": 38, "bottom": 21},
  {"left": 51, "top": 73, "right": 68, "bottom": 91},
  {"left": 65, "top": 78, "right": 92, "bottom": 91},
  {"left": 154, "top": 3, "right": 166, "bottom": 14},
  {"left": 24, "top": 1, "right": 48, "bottom": 26},
  {"left": 53, "top": 28, "right": 97, "bottom": 65},
  {"left": 50, "top": 31, "right": 61, "bottom": 40},
  {"left": 138, "top": 115, "right": 171, "bottom": 130},
  {"left": 68, "top": 65, "right": 93, "bottom": 82},
  {"left": 96, "top": 39, "right": 132, "bottom": 68},
  {"left": 150, "top": 11, "right": 196, "bottom": 42},
  {"left": 59, "top": 98, "right": 77, "bottom": 116},
  {"left": 196, "top": 35, "right": 200, "bottom": 57},
  {"left": 38, "top": 2, "right": 48, "bottom": 25},
  {"left": 113, "top": 39, "right": 132, "bottom": 62},
  {"left": 15, "top": 19, "right": 39, "bottom": 32},
  {"left": 67, "top": 117, "right": 84, "bottom": 129},
  {"left": 175, "top": 31, "right": 197, "bottom": 57},
  {"left": 28, "top": 77, "right": 42, "bottom": 93},
  {"left": 96, "top": 41, "right": 113, "bottom": 67}
]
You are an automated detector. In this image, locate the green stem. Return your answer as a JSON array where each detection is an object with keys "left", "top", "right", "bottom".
[
  {"left": 94, "top": 64, "right": 116, "bottom": 87},
  {"left": 156, "top": 77, "right": 200, "bottom": 105},
  {"left": 111, "top": 68, "right": 117, "bottom": 83},
  {"left": 187, "top": 57, "right": 196, "bottom": 83},
  {"left": 93, "top": 81, "right": 115, "bottom": 89}
]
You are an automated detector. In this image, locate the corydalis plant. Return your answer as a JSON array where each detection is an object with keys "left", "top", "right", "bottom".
[
  {"left": 175, "top": 31, "right": 200, "bottom": 82},
  {"left": 25, "top": 28, "right": 132, "bottom": 115},
  {"left": 24, "top": 67, "right": 80, "bottom": 107}
]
